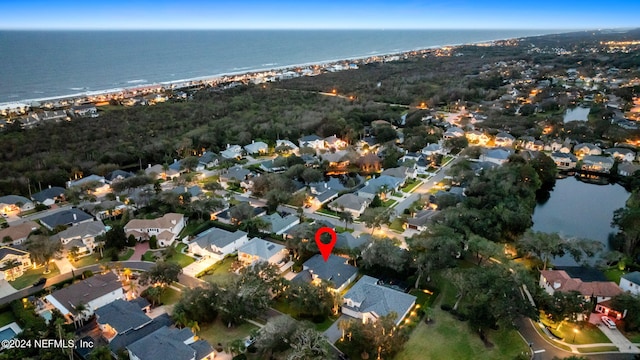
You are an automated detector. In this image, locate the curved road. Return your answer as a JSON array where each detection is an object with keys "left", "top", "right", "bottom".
[{"left": 0, "top": 261, "right": 205, "bottom": 306}]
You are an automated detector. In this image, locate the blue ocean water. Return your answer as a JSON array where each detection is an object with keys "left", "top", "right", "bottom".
[{"left": 0, "top": 29, "right": 561, "bottom": 103}]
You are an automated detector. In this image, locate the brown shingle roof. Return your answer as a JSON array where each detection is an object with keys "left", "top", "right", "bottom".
[
  {"left": 47, "top": 272, "right": 122, "bottom": 314},
  {"left": 0, "top": 221, "right": 39, "bottom": 242},
  {"left": 540, "top": 270, "right": 622, "bottom": 298}
]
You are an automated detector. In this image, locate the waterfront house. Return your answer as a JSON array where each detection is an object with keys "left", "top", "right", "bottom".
[
  {"left": 0, "top": 246, "right": 32, "bottom": 281},
  {"left": 70, "top": 104, "right": 98, "bottom": 118},
  {"left": 342, "top": 275, "right": 417, "bottom": 325},
  {"left": 95, "top": 299, "right": 153, "bottom": 343},
  {"left": 45, "top": 272, "right": 124, "bottom": 322},
  {"left": 581, "top": 155, "right": 615, "bottom": 173},
  {"left": 0, "top": 221, "right": 39, "bottom": 246},
  {"left": 618, "top": 162, "right": 640, "bottom": 177},
  {"left": 124, "top": 213, "right": 185, "bottom": 247},
  {"left": 619, "top": 272, "right": 640, "bottom": 295},
  {"left": 604, "top": 147, "right": 636, "bottom": 162},
  {"left": 39, "top": 208, "right": 94, "bottom": 231},
  {"left": 328, "top": 194, "right": 370, "bottom": 217},
  {"left": 550, "top": 152, "right": 578, "bottom": 170},
  {"left": 539, "top": 269, "right": 621, "bottom": 305},
  {"left": 31, "top": 186, "right": 66, "bottom": 206},
  {"left": 573, "top": 143, "right": 602, "bottom": 157},
  {"left": 480, "top": 148, "right": 512, "bottom": 166},
  {"left": 188, "top": 227, "right": 249, "bottom": 261}
]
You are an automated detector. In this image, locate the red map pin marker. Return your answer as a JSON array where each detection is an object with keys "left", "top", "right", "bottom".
[{"left": 315, "top": 227, "right": 337, "bottom": 262}]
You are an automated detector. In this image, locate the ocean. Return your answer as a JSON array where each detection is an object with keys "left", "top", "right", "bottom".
[{"left": 0, "top": 29, "right": 563, "bottom": 104}]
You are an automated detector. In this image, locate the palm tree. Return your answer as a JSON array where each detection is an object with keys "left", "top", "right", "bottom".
[
  {"left": 3, "top": 259, "right": 21, "bottom": 281},
  {"left": 189, "top": 320, "right": 200, "bottom": 336},
  {"left": 228, "top": 338, "right": 246, "bottom": 357},
  {"left": 296, "top": 206, "right": 305, "bottom": 222},
  {"left": 127, "top": 280, "right": 138, "bottom": 298},
  {"left": 74, "top": 302, "right": 88, "bottom": 326},
  {"left": 339, "top": 211, "right": 354, "bottom": 230}
]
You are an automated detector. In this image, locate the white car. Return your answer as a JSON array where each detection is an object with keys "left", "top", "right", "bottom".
[{"left": 601, "top": 316, "right": 616, "bottom": 329}]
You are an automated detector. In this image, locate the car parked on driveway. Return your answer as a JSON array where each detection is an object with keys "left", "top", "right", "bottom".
[{"left": 601, "top": 316, "right": 616, "bottom": 329}]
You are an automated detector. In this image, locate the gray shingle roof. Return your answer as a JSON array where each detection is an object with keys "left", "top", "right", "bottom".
[
  {"left": 335, "top": 232, "right": 368, "bottom": 250},
  {"left": 95, "top": 299, "right": 152, "bottom": 334},
  {"left": 47, "top": 272, "right": 122, "bottom": 315},
  {"left": 238, "top": 238, "right": 285, "bottom": 261},
  {"left": 192, "top": 227, "right": 247, "bottom": 250},
  {"left": 622, "top": 271, "right": 640, "bottom": 285},
  {"left": 343, "top": 275, "right": 416, "bottom": 323},
  {"left": 329, "top": 194, "right": 369, "bottom": 212},
  {"left": 53, "top": 220, "right": 105, "bottom": 240},
  {"left": 0, "top": 195, "right": 32, "bottom": 206},
  {"left": 109, "top": 314, "right": 173, "bottom": 353},
  {"left": 31, "top": 187, "right": 66, "bottom": 203},
  {"left": 39, "top": 209, "right": 93, "bottom": 230},
  {"left": 303, "top": 254, "right": 358, "bottom": 289},
  {"left": 127, "top": 327, "right": 195, "bottom": 360},
  {"left": 259, "top": 213, "right": 299, "bottom": 234}
]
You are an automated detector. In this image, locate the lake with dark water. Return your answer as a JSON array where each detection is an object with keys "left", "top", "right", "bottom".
[{"left": 531, "top": 176, "right": 630, "bottom": 266}]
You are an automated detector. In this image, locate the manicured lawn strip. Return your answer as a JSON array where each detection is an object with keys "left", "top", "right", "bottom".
[
  {"left": 9, "top": 263, "right": 61, "bottom": 290},
  {"left": 142, "top": 251, "right": 159, "bottom": 262},
  {"left": 623, "top": 331, "right": 640, "bottom": 343},
  {"left": 176, "top": 243, "right": 188, "bottom": 253},
  {"left": 199, "top": 257, "right": 238, "bottom": 284},
  {"left": 119, "top": 248, "right": 134, "bottom": 261},
  {"left": 577, "top": 346, "right": 619, "bottom": 353},
  {"left": 540, "top": 315, "right": 611, "bottom": 344},
  {"left": 382, "top": 199, "right": 397, "bottom": 208},
  {"left": 389, "top": 218, "right": 405, "bottom": 232},
  {"left": 198, "top": 318, "right": 258, "bottom": 349},
  {"left": 0, "top": 311, "right": 16, "bottom": 327},
  {"left": 334, "top": 226, "right": 354, "bottom": 233},
  {"left": 316, "top": 208, "right": 340, "bottom": 218},
  {"left": 73, "top": 254, "right": 106, "bottom": 269},
  {"left": 166, "top": 252, "right": 195, "bottom": 268},
  {"left": 402, "top": 179, "right": 422, "bottom": 193},
  {"left": 159, "top": 287, "right": 181, "bottom": 306},
  {"left": 394, "top": 307, "right": 528, "bottom": 360}
]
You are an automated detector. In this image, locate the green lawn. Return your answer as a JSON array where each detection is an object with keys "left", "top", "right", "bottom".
[
  {"left": 540, "top": 316, "right": 611, "bottom": 344},
  {"left": 578, "top": 346, "right": 618, "bottom": 353},
  {"left": 9, "top": 263, "right": 61, "bottom": 290},
  {"left": 166, "top": 253, "right": 195, "bottom": 268},
  {"left": 120, "top": 248, "right": 134, "bottom": 261},
  {"left": 0, "top": 311, "right": 16, "bottom": 327},
  {"left": 623, "top": 331, "right": 640, "bottom": 343},
  {"left": 142, "top": 251, "right": 160, "bottom": 262},
  {"left": 316, "top": 208, "right": 340, "bottom": 218},
  {"left": 382, "top": 199, "right": 397, "bottom": 208},
  {"left": 389, "top": 218, "right": 405, "bottom": 232},
  {"left": 199, "top": 257, "right": 238, "bottom": 285},
  {"left": 159, "top": 287, "right": 182, "bottom": 306},
  {"left": 73, "top": 248, "right": 132, "bottom": 269},
  {"left": 604, "top": 267, "right": 625, "bottom": 284},
  {"left": 334, "top": 226, "right": 354, "bottom": 233},
  {"left": 176, "top": 243, "right": 188, "bottom": 253},
  {"left": 402, "top": 179, "right": 423, "bottom": 193},
  {"left": 394, "top": 307, "right": 528, "bottom": 360},
  {"left": 198, "top": 318, "right": 258, "bottom": 349}
]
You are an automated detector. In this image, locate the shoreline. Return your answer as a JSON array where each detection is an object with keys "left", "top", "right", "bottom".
[{"left": 0, "top": 30, "right": 571, "bottom": 108}]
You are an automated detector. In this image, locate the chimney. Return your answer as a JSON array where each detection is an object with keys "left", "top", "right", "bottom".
[
  {"left": 48, "top": 185, "right": 51, "bottom": 189},
  {"left": 73, "top": 213, "right": 77, "bottom": 221},
  {"left": 252, "top": 140, "right": 255, "bottom": 144},
  {"left": 148, "top": 164, "right": 151, "bottom": 169}
]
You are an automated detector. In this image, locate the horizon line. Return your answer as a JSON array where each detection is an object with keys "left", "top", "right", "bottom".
[{"left": 0, "top": 27, "right": 606, "bottom": 31}]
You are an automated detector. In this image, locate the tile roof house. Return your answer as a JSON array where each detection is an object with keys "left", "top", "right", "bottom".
[
  {"left": 31, "top": 186, "right": 66, "bottom": 206},
  {"left": 258, "top": 213, "right": 300, "bottom": 236},
  {"left": 328, "top": 194, "right": 370, "bottom": 217},
  {"left": 238, "top": 237, "right": 288, "bottom": 269},
  {"left": 124, "top": 213, "right": 185, "bottom": 247},
  {"left": 342, "top": 275, "right": 417, "bottom": 325},
  {"left": 52, "top": 220, "right": 106, "bottom": 254},
  {"left": 45, "top": 272, "right": 124, "bottom": 321},
  {"left": 39, "top": 208, "right": 94, "bottom": 231},
  {"left": 127, "top": 326, "right": 214, "bottom": 360},
  {"left": 188, "top": 227, "right": 249, "bottom": 261},
  {"left": 96, "top": 299, "right": 153, "bottom": 343},
  {"left": 0, "top": 246, "right": 32, "bottom": 281},
  {"left": 539, "top": 270, "right": 622, "bottom": 304},
  {"left": 0, "top": 220, "right": 39, "bottom": 246},
  {"left": 292, "top": 254, "right": 358, "bottom": 292},
  {"left": 619, "top": 271, "right": 640, "bottom": 295}
]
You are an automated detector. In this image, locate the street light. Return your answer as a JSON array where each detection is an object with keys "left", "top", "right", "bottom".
[{"left": 572, "top": 328, "right": 579, "bottom": 343}]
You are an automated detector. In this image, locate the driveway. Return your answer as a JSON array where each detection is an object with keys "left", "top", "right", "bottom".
[
  {"left": 589, "top": 313, "right": 640, "bottom": 353},
  {"left": 55, "top": 257, "right": 74, "bottom": 273},
  {"left": 0, "top": 280, "right": 18, "bottom": 298},
  {"left": 131, "top": 242, "right": 150, "bottom": 261},
  {"left": 323, "top": 314, "right": 353, "bottom": 343}
]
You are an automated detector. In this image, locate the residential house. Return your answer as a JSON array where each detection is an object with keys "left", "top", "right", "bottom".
[
  {"left": 145, "top": 164, "right": 180, "bottom": 180},
  {"left": 0, "top": 221, "right": 39, "bottom": 246},
  {"left": 258, "top": 213, "right": 300, "bottom": 236},
  {"left": 213, "top": 203, "right": 265, "bottom": 224},
  {"left": 465, "top": 130, "right": 490, "bottom": 145},
  {"left": 298, "top": 134, "right": 325, "bottom": 150},
  {"left": 31, "top": 186, "right": 66, "bottom": 206},
  {"left": 581, "top": 155, "right": 615, "bottom": 173},
  {"left": 127, "top": 326, "right": 214, "bottom": 360},
  {"left": 547, "top": 139, "right": 566, "bottom": 152},
  {"left": 356, "top": 153, "right": 382, "bottom": 173},
  {"left": 342, "top": 275, "right": 417, "bottom": 325},
  {"left": 442, "top": 126, "right": 465, "bottom": 139},
  {"left": 275, "top": 139, "right": 299, "bottom": 154},
  {"left": 106, "top": 313, "right": 173, "bottom": 356},
  {"left": 406, "top": 210, "right": 436, "bottom": 231},
  {"left": 357, "top": 175, "right": 403, "bottom": 200},
  {"left": 494, "top": 132, "right": 516, "bottom": 147},
  {"left": 0, "top": 195, "right": 35, "bottom": 215},
  {"left": 618, "top": 162, "right": 640, "bottom": 177},
  {"left": 335, "top": 232, "right": 370, "bottom": 252},
  {"left": 604, "top": 148, "right": 636, "bottom": 162},
  {"left": 39, "top": 209, "right": 94, "bottom": 231},
  {"left": 66, "top": 174, "right": 108, "bottom": 189},
  {"left": 124, "top": 213, "right": 185, "bottom": 247},
  {"left": 574, "top": 143, "right": 602, "bottom": 157},
  {"left": 171, "top": 186, "right": 204, "bottom": 201},
  {"left": 480, "top": 148, "right": 512, "bottom": 166},
  {"left": 95, "top": 299, "right": 153, "bottom": 343},
  {"left": 539, "top": 269, "right": 622, "bottom": 307},
  {"left": 244, "top": 141, "right": 269, "bottom": 155},
  {"left": 0, "top": 246, "right": 32, "bottom": 281},
  {"left": 219, "top": 166, "right": 251, "bottom": 187},
  {"left": 259, "top": 159, "right": 287, "bottom": 173},
  {"left": 325, "top": 135, "right": 347, "bottom": 150},
  {"left": 619, "top": 272, "right": 640, "bottom": 295},
  {"left": 53, "top": 220, "right": 107, "bottom": 255},
  {"left": 292, "top": 254, "right": 358, "bottom": 292},
  {"left": 550, "top": 152, "right": 578, "bottom": 170},
  {"left": 45, "top": 272, "right": 124, "bottom": 322},
  {"left": 381, "top": 166, "right": 415, "bottom": 183},
  {"left": 220, "top": 144, "right": 244, "bottom": 160},
  {"left": 238, "top": 237, "right": 289, "bottom": 268},
  {"left": 322, "top": 150, "right": 351, "bottom": 172},
  {"left": 421, "top": 143, "right": 445, "bottom": 157},
  {"left": 328, "top": 194, "right": 370, "bottom": 217},
  {"left": 70, "top": 104, "right": 98, "bottom": 118},
  {"left": 188, "top": 227, "right": 249, "bottom": 261},
  {"left": 196, "top": 151, "right": 220, "bottom": 171},
  {"left": 104, "top": 170, "right": 135, "bottom": 184},
  {"left": 81, "top": 200, "right": 128, "bottom": 220}
]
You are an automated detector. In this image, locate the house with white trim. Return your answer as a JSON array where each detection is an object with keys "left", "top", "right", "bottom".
[
  {"left": 124, "top": 213, "right": 185, "bottom": 247},
  {"left": 188, "top": 227, "right": 249, "bottom": 261},
  {"left": 342, "top": 275, "right": 417, "bottom": 325}
]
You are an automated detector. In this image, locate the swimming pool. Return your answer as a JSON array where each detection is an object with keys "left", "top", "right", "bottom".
[
  {"left": 0, "top": 328, "right": 16, "bottom": 342},
  {"left": 40, "top": 309, "right": 53, "bottom": 323}
]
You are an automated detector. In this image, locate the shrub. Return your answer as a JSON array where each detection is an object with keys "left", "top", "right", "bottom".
[
  {"left": 440, "top": 304, "right": 452, "bottom": 312},
  {"left": 149, "top": 235, "right": 158, "bottom": 249},
  {"left": 232, "top": 355, "right": 247, "bottom": 360},
  {"left": 82, "top": 270, "right": 93, "bottom": 278}
]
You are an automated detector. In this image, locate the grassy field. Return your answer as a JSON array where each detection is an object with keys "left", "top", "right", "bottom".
[
  {"left": 394, "top": 307, "right": 529, "bottom": 360},
  {"left": 73, "top": 248, "right": 133, "bottom": 268},
  {"left": 199, "top": 257, "right": 238, "bottom": 285},
  {"left": 0, "top": 311, "right": 16, "bottom": 327},
  {"left": 389, "top": 218, "right": 405, "bottom": 232},
  {"left": 9, "top": 263, "right": 61, "bottom": 290},
  {"left": 159, "top": 287, "right": 182, "bottom": 306},
  {"left": 198, "top": 318, "right": 258, "bottom": 349},
  {"left": 166, "top": 252, "right": 195, "bottom": 268}
]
